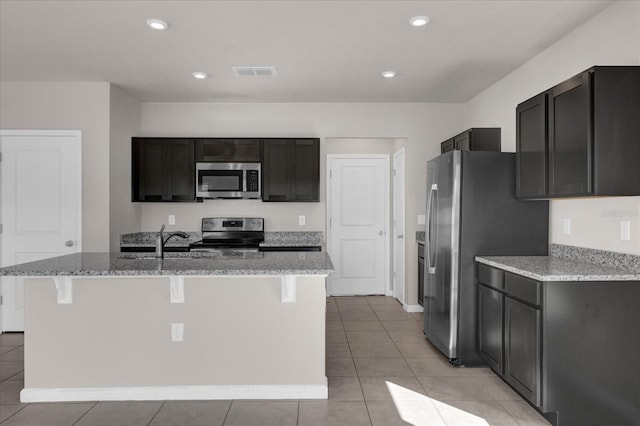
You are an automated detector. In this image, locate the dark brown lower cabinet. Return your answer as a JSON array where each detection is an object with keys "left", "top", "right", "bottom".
[
  {"left": 478, "top": 261, "right": 640, "bottom": 426},
  {"left": 504, "top": 296, "right": 541, "bottom": 407},
  {"left": 477, "top": 284, "right": 504, "bottom": 375},
  {"left": 417, "top": 243, "right": 424, "bottom": 307}
]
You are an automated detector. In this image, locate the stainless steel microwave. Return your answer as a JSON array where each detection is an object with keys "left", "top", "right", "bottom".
[{"left": 195, "top": 163, "right": 261, "bottom": 199}]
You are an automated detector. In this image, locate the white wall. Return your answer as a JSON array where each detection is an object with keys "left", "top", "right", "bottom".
[
  {"left": 465, "top": 1, "right": 640, "bottom": 255},
  {"left": 140, "top": 102, "right": 465, "bottom": 304},
  {"left": 0, "top": 82, "right": 112, "bottom": 252},
  {"left": 109, "top": 85, "right": 142, "bottom": 251}
]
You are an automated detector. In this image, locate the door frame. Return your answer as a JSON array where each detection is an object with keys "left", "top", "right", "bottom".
[
  {"left": 326, "top": 154, "right": 391, "bottom": 297},
  {"left": 392, "top": 148, "right": 405, "bottom": 304},
  {"left": 0, "top": 129, "right": 83, "bottom": 332}
]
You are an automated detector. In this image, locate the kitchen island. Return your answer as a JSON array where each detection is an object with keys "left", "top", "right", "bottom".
[{"left": 0, "top": 252, "right": 334, "bottom": 403}]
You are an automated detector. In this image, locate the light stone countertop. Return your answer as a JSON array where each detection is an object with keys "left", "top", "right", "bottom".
[
  {"left": 0, "top": 252, "right": 334, "bottom": 277},
  {"left": 475, "top": 255, "right": 640, "bottom": 282},
  {"left": 260, "top": 231, "right": 324, "bottom": 247}
]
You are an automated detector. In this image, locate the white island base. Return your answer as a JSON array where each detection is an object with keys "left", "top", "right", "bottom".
[{"left": 21, "top": 275, "right": 327, "bottom": 402}]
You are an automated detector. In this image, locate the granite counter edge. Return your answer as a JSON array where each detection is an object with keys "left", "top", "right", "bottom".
[{"left": 475, "top": 257, "right": 640, "bottom": 282}]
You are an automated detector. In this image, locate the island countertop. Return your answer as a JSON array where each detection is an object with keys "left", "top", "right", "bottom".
[{"left": 0, "top": 251, "right": 334, "bottom": 277}]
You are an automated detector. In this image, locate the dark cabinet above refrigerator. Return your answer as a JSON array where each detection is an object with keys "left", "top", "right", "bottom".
[
  {"left": 516, "top": 66, "right": 640, "bottom": 199},
  {"left": 440, "top": 128, "right": 501, "bottom": 154}
]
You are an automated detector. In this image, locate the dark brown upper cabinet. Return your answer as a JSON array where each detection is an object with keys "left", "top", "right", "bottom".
[
  {"left": 516, "top": 66, "right": 640, "bottom": 199},
  {"left": 132, "top": 138, "right": 196, "bottom": 202},
  {"left": 195, "top": 138, "right": 261, "bottom": 162},
  {"left": 262, "top": 138, "right": 320, "bottom": 202},
  {"left": 441, "top": 128, "right": 501, "bottom": 154},
  {"left": 516, "top": 93, "right": 548, "bottom": 199}
]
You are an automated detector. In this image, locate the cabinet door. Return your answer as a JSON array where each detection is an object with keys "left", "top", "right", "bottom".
[
  {"left": 232, "top": 139, "right": 261, "bottom": 162},
  {"left": 195, "top": 139, "right": 261, "bottom": 162},
  {"left": 262, "top": 138, "right": 320, "bottom": 202},
  {"left": 133, "top": 139, "right": 165, "bottom": 201},
  {"left": 441, "top": 138, "right": 455, "bottom": 154},
  {"left": 516, "top": 93, "right": 548, "bottom": 198},
  {"left": 505, "top": 297, "right": 541, "bottom": 407},
  {"left": 166, "top": 139, "right": 195, "bottom": 201},
  {"left": 478, "top": 284, "right": 504, "bottom": 375},
  {"left": 291, "top": 139, "right": 320, "bottom": 201},
  {"left": 454, "top": 131, "right": 471, "bottom": 151},
  {"left": 262, "top": 139, "right": 293, "bottom": 201},
  {"left": 549, "top": 72, "right": 592, "bottom": 196},
  {"left": 132, "top": 138, "right": 195, "bottom": 202},
  {"left": 418, "top": 245, "right": 424, "bottom": 307}
]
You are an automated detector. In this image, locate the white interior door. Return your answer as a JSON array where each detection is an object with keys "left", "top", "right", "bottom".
[
  {"left": 393, "top": 148, "right": 405, "bottom": 304},
  {"left": 1, "top": 130, "right": 82, "bottom": 332},
  {"left": 328, "top": 156, "right": 389, "bottom": 296}
]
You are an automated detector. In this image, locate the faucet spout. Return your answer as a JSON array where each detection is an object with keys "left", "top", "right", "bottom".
[{"left": 155, "top": 225, "right": 190, "bottom": 259}]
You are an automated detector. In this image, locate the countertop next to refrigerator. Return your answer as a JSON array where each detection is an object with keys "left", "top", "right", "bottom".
[{"left": 476, "top": 243, "right": 640, "bottom": 281}]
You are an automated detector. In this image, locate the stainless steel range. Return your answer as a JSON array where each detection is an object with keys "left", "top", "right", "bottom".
[{"left": 189, "top": 217, "right": 264, "bottom": 252}]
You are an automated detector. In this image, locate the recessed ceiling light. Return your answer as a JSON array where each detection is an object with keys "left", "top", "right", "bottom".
[
  {"left": 409, "top": 16, "right": 429, "bottom": 27},
  {"left": 147, "top": 19, "right": 168, "bottom": 30},
  {"left": 192, "top": 72, "right": 208, "bottom": 79},
  {"left": 381, "top": 71, "right": 397, "bottom": 78}
]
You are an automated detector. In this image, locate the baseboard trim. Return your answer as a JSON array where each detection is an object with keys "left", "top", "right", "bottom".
[
  {"left": 20, "top": 381, "right": 328, "bottom": 402},
  {"left": 403, "top": 303, "right": 424, "bottom": 313}
]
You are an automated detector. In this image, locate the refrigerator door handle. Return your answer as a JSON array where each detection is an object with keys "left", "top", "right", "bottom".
[{"left": 426, "top": 183, "right": 437, "bottom": 274}]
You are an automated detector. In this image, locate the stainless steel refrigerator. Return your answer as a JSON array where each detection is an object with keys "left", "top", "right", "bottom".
[{"left": 423, "top": 150, "right": 548, "bottom": 366}]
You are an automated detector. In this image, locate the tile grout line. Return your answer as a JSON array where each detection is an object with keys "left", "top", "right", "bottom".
[
  {"left": 0, "top": 403, "right": 27, "bottom": 424},
  {"left": 145, "top": 400, "right": 166, "bottom": 426},
  {"left": 71, "top": 401, "right": 99, "bottom": 426}
]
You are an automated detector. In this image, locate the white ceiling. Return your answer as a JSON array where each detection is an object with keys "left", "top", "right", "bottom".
[{"left": 0, "top": 0, "right": 614, "bottom": 103}]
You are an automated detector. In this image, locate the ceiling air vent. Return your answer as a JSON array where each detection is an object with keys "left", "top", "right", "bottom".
[{"left": 232, "top": 66, "right": 277, "bottom": 77}]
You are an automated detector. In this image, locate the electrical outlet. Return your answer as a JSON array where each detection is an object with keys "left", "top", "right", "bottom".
[
  {"left": 171, "top": 323, "right": 184, "bottom": 342},
  {"left": 299, "top": 215, "right": 306, "bottom": 226},
  {"left": 168, "top": 215, "right": 176, "bottom": 225},
  {"left": 562, "top": 218, "right": 571, "bottom": 235},
  {"left": 620, "top": 221, "right": 631, "bottom": 241}
]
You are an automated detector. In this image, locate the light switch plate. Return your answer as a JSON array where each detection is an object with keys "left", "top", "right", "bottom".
[
  {"left": 299, "top": 215, "right": 306, "bottom": 226},
  {"left": 168, "top": 215, "right": 176, "bottom": 225},
  {"left": 417, "top": 215, "right": 425, "bottom": 225},
  {"left": 562, "top": 218, "right": 571, "bottom": 235},
  {"left": 620, "top": 221, "right": 631, "bottom": 241}
]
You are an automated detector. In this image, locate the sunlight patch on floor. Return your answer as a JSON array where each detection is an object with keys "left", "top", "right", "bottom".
[{"left": 386, "top": 381, "right": 490, "bottom": 426}]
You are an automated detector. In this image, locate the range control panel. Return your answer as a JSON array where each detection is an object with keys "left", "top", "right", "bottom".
[{"left": 201, "top": 217, "right": 264, "bottom": 232}]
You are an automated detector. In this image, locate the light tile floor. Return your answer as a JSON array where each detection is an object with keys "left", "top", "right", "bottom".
[{"left": 0, "top": 296, "right": 550, "bottom": 425}]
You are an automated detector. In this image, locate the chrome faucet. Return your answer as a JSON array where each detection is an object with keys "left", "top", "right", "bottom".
[{"left": 155, "top": 224, "right": 191, "bottom": 259}]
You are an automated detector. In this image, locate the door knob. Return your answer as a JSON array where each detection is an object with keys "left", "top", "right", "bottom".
[
  {"left": 397, "top": 234, "right": 404, "bottom": 239},
  {"left": 65, "top": 240, "right": 75, "bottom": 247},
  {"left": 378, "top": 231, "right": 384, "bottom": 236}
]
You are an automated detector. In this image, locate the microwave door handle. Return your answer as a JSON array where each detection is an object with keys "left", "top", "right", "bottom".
[{"left": 426, "top": 184, "right": 437, "bottom": 274}]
